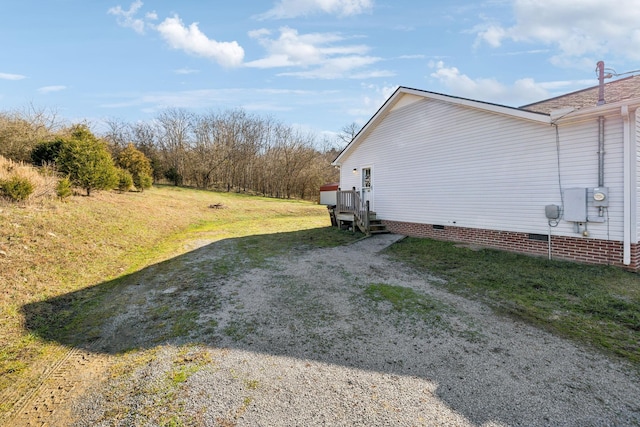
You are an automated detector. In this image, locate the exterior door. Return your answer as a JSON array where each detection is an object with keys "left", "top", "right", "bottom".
[{"left": 361, "top": 167, "right": 373, "bottom": 210}]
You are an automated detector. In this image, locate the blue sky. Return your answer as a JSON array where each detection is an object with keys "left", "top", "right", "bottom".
[{"left": 2, "top": 0, "right": 640, "bottom": 141}]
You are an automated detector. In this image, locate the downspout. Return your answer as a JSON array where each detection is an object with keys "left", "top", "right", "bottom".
[{"left": 622, "top": 105, "right": 631, "bottom": 265}]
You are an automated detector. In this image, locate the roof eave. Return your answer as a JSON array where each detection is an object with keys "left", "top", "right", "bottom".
[
  {"left": 553, "top": 98, "right": 640, "bottom": 123},
  {"left": 332, "top": 87, "right": 551, "bottom": 166},
  {"left": 332, "top": 86, "right": 406, "bottom": 166}
]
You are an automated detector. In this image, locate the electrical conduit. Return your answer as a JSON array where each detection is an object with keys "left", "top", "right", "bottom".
[{"left": 622, "top": 105, "right": 631, "bottom": 265}]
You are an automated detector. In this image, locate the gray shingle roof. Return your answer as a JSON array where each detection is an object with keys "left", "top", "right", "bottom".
[{"left": 520, "top": 74, "right": 640, "bottom": 114}]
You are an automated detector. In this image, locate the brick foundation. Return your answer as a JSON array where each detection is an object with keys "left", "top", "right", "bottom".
[{"left": 384, "top": 220, "right": 640, "bottom": 271}]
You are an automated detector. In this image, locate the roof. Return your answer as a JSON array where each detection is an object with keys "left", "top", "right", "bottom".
[
  {"left": 333, "top": 76, "right": 640, "bottom": 166},
  {"left": 320, "top": 182, "right": 339, "bottom": 191},
  {"left": 332, "top": 86, "right": 549, "bottom": 165},
  {"left": 521, "top": 74, "right": 640, "bottom": 114}
]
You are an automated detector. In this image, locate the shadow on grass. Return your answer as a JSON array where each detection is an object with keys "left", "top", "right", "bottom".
[
  {"left": 22, "top": 227, "right": 361, "bottom": 353},
  {"left": 20, "top": 228, "right": 640, "bottom": 426}
]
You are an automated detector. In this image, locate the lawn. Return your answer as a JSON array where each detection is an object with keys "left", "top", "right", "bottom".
[
  {"left": 0, "top": 185, "right": 358, "bottom": 416},
  {"left": 2, "top": 184, "right": 639, "bottom": 419},
  {"left": 384, "top": 238, "right": 640, "bottom": 365}
]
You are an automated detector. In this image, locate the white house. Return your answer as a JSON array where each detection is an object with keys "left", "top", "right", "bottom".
[{"left": 332, "top": 74, "right": 640, "bottom": 270}]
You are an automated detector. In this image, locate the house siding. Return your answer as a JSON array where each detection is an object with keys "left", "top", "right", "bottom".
[{"left": 339, "top": 95, "right": 636, "bottom": 269}]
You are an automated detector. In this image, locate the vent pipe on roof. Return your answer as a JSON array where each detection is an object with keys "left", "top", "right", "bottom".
[{"left": 597, "top": 61, "right": 606, "bottom": 105}]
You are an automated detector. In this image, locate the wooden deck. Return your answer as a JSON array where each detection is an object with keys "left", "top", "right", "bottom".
[{"left": 334, "top": 190, "right": 387, "bottom": 235}]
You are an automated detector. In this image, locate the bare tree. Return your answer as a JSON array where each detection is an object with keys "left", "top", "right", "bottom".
[
  {"left": 0, "top": 106, "right": 62, "bottom": 162},
  {"left": 336, "top": 121, "right": 361, "bottom": 146},
  {"left": 156, "top": 108, "right": 194, "bottom": 185},
  {"left": 94, "top": 108, "right": 341, "bottom": 200},
  {"left": 103, "top": 118, "right": 133, "bottom": 158}
]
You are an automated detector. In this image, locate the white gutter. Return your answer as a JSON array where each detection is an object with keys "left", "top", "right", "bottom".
[
  {"left": 557, "top": 98, "right": 640, "bottom": 123},
  {"left": 622, "top": 105, "right": 631, "bottom": 265}
]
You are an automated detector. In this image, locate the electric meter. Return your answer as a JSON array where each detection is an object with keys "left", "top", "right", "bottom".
[{"left": 590, "top": 187, "right": 609, "bottom": 207}]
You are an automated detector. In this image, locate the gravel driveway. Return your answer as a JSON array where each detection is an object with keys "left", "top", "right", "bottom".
[{"left": 20, "top": 233, "right": 640, "bottom": 426}]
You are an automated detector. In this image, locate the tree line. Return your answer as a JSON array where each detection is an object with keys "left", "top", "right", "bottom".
[{"left": 0, "top": 107, "right": 349, "bottom": 201}]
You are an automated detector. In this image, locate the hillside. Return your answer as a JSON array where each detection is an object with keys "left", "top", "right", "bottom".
[{"left": 0, "top": 185, "right": 339, "bottom": 418}]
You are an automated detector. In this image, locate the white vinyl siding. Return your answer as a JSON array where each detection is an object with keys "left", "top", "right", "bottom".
[{"left": 340, "top": 97, "right": 628, "bottom": 241}]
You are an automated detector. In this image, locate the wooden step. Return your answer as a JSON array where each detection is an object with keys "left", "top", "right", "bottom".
[{"left": 368, "top": 219, "right": 389, "bottom": 234}]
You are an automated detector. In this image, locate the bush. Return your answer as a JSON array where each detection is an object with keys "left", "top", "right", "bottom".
[
  {"left": 137, "top": 173, "right": 153, "bottom": 192},
  {"left": 116, "top": 144, "right": 153, "bottom": 192},
  {"left": 116, "top": 168, "right": 134, "bottom": 192},
  {"left": 31, "top": 140, "right": 63, "bottom": 166},
  {"left": 164, "top": 167, "right": 182, "bottom": 186},
  {"left": 0, "top": 155, "right": 58, "bottom": 199},
  {"left": 57, "top": 125, "right": 119, "bottom": 196},
  {"left": 56, "top": 176, "right": 72, "bottom": 199},
  {"left": 0, "top": 176, "right": 34, "bottom": 201}
]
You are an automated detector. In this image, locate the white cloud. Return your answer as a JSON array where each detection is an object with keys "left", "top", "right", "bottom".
[
  {"left": 0, "top": 72, "right": 26, "bottom": 80},
  {"left": 279, "top": 56, "right": 389, "bottom": 79},
  {"left": 100, "top": 89, "right": 234, "bottom": 110},
  {"left": 242, "top": 102, "right": 292, "bottom": 112},
  {"left": 99, "top": 87, "right": 333, "bottom": 117},
  {"left": 38, "top": 85, "right": 67, "bottom": 94},
  {"left": 258, "top": 0, "right": 373, "bottom": 19},
  {"left": 174, "top": 67, "right": 200, "bottom": 75},
  {"left": 245, "top": 26, "right": 386, "bottom": 79},
  {"left": 474, "top": 0, "right": 640, "bottom": 62},
  {"left": 397, "top": 54, "right": 426, "bottom": 60},
  {"left": 108, "top": 3, "right": 242, "bottom": 68},
  {"left": 428, "top": 61, "right": 550, "bottom": 105},
  {"left": 349, "top": 69, "right": 395, "bottom": 79},
  {"left": 347, "top": 83, "right": 398, "bottom": 118},
  {"left": 476, "top": 25, "right": 507, "bottom": 48},
  {"left": 156, "top": 16, "right": 244, "bottom": 67},
  {"left": 108, "top": 0, "right": 147, "bottom": 34},
  {"left": 247, "top": 27, "right": 353, "bottom": 66}
]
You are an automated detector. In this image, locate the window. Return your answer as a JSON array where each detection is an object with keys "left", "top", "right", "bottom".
[{"left": 362, "top": 167, "right": 371, "bottom": 188}]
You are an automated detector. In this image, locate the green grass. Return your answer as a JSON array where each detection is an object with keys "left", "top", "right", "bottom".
[
  {"left": 0, "top": 185, "right": 361, "bottom": 418},
  {"left": 365, "top": 283, "right": 445, "bottom": 315},
  {"left": 223, "top": 319, "right": 258, "bottom": 342},
  {"left": 384, "top": 238, "right": 640, "bottom": 365},
  {"left": 364, "top": 283, "right": 483, "bottom": 342}
]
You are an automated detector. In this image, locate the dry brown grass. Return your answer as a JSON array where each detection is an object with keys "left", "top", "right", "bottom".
[{"left": 0, "top": 155, "right": 58, "bottom": 201}]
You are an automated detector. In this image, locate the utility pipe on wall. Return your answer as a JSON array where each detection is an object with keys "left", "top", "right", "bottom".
[
  {"left": 598, "top": 116, "right": 605, "bottom": 187},
  {"left": 622, "top": 105, "right": 631, "bottom": 265},
  {"left": 596, "top": 61, "right": 607, "bottom": 188}
]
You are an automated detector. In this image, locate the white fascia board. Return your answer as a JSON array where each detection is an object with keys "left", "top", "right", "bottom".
[
  {"left": 553, "top": 98, "right": 640, "bottom": 123},
  {"left": 400, "top": 87, "right": 551, "bottom": 124}
]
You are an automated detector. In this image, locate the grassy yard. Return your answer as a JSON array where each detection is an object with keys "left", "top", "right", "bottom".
[
  {"left": 0, "top": 185, "right": 358, "bottom": 416},
  {"left": 384, "top": 238, "right": 640, "bottom": 365},
  {"left": 2, "top": 185, "right": 639, "bottom": 419}
]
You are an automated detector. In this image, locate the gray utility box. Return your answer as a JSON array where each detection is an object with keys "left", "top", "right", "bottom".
[
  {"left": 563, "top": 188, "right": 587, "bottom": 222},
  {"left": 545, "top": 204, "right": 561, "bottom": 220},
  {"left": 563, "top": 187, "right": 610, "bottom": 222}
]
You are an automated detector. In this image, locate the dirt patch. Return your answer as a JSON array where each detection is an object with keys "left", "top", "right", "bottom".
[
  {"left": 10, "top": 234, "right": 640, "bottom": 426},
  {"left": 7, "top": 343, "right": 110, "bottom": 426}
]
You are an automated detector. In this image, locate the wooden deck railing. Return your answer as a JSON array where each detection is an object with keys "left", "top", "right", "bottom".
[{"left": 336, "top": 189, "right": 369, "bottom": 234}]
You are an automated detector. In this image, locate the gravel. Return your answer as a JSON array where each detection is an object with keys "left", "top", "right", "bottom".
[{"left": 71, "top": 233, "right": 640, "bottom": 426}]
